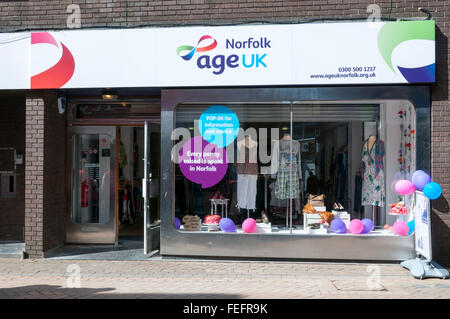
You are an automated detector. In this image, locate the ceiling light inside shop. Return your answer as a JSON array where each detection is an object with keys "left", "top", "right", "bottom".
[{"left": 102, "top": 91, "right": 118, "bottom": 100}]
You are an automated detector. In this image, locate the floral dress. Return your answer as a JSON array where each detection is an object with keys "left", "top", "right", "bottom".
[{"left": 361, "top": 138, "right": 385, "bottom": 207}]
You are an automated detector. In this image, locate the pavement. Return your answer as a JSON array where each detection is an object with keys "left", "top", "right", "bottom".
[{"left": 0, "top": 258, "right": 449, "bottom": 299}]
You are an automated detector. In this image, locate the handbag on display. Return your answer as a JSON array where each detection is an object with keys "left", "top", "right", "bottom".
[
  {"left": 308, "top": 194, "right": 325, "bottom": 207},
  {"left": 182, "top": 215, "right": 201, "bottom": 231}
]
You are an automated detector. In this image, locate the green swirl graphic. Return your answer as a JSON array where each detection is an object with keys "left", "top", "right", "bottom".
[{"left": 378, "top": 20, "right": 435, "bottom": 72}]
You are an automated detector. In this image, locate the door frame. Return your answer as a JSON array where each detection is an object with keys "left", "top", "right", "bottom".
[{"left": 143, "top": 121, "right": 161, "bottom": 254}]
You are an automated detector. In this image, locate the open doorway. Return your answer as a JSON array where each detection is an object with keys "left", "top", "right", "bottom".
[
  {"left": 117, "top": 126, "right": 144, "bottom": 239},
  {"left": 117, "top": 125, "right": 160, "bottom": 250}
]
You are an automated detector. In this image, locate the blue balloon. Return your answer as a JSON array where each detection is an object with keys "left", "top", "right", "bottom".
[
  {"left": 219, "top": 217, "right": 236, "bottom": 233},
  {"left": 173, "top": 217, "right": 181, "bottom": 229},
  {"left": 423, "top": 182, "right": 442, "bottom": 200},
  {"left": 407, "top": 220, "right": 415, "bottom": 235},
  {"left": 330, "top": 218, "right": 347, "bottom": 234}
]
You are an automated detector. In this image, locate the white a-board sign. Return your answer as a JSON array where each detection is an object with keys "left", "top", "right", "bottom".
[
  {"left": 401, "top": 191, "right": 448, "bottom": 279},
  {"left": 414, "top": 191, "right": 432, "bottom": 260}
]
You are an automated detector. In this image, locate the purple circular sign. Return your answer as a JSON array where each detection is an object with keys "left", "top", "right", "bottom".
[{"left": 179, "top": 136, "right": 228, "bottom": 188}]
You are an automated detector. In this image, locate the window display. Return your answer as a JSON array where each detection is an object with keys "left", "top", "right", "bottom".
[{"left": 173, "top": 102, "right": 416, "bottom": 237}]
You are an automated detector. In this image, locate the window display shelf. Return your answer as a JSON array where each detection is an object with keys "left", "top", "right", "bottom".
[{"left": 178, "top": 225, "right": 400, "bottom": 236}]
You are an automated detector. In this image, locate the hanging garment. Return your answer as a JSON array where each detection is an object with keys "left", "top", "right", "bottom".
[
  {"left": 237, "top": 174, "right": 257, "bottom": 210},
  {"left": 122, "top": 187, "right": 130, "bottom": 222},
  {"left": 236, "top": 137, "right": 259, "bottom": 175},
  {"left": 270, "top": 139, "right": 302, "bottom": 199},
  {"left": 274, "top": 169, "right": 300, "bottom": 200},
  {"left": 361, "top": 138, "right": 385, "bottom": 207},
  {"left": 118, "top": 141, "right": 128, "bottom": 169}
]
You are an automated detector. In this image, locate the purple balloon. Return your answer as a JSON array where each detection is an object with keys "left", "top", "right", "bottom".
[
  {"left": 219, "top": 217, "right": 236, "bottom": 233},
  {"left": 330, "top": 218, "right": 347, "bottom": 234},
  {"left": 412, "top": 170, "right": 431, "bottom": 192},
  {"left": 178, "top": 136, "right": 228, "bottom": 188},
  {"left": 361, "top": 218, "right": 374, "bottom": 234},
  {"left": 173, "top": 217, "right": 181, "bottom": 229}
]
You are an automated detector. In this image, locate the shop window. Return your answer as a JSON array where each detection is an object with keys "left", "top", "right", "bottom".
[{"left": 173, "top": 102, "right": 416, "bottom": 236}]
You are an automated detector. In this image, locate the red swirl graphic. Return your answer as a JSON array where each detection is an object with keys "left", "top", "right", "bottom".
[
  {"left": 195, "top": 35, "right": 217, "bottom": 52},
  {"left": 31, "top": 32, "right": 75, "bottom": 89}
]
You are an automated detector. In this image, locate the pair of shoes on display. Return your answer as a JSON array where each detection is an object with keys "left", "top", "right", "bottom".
[
  {"left": 389, "top": 201, "right": 408, "bottom": 215},
  {"left": 332, "top": 202, "right": 345, "bottom": 211},
  {"left": 211, "top": 191, "right": 225, "bottom": 200},
  {"left": 261, "top": 210, "right": 269, "bottom": 223}
]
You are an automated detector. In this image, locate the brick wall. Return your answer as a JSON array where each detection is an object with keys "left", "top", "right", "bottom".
[
  {"left": 1, "top": 0, "right": 449, "bottom": 263},
  {"left": 24, "top": 97, "right": 44, "bottom": 257},
  {"left": 43, "top": 96, "right": 66, "bottom": 252},
  {"left": 0, "top": 93, "right": 25, "bottom": 241},
  {"left": 0, "top": 0, "right": 445, "bottom": 30},
  {"left": 24, "top": 95, "right": 66, "bottom": 258}
]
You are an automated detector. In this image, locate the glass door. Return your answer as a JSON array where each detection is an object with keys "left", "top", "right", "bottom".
[
  {"left": 67, "top": 126, "right": 117, "bottom": 244},
  {"left": 143, "top": 121, "right": 160, "bottom": 254}
]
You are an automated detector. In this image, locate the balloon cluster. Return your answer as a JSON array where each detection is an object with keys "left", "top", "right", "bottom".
[
  {"left": 393, "top": 170, "right": 441, "bottom": 200},
  {"left": 330, "top": 218, "right": 374, "bottom": 234}
]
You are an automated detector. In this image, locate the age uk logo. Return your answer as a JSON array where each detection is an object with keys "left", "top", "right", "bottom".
[{"left": 176, "top": 35, "right": 269, "bottom": 75}]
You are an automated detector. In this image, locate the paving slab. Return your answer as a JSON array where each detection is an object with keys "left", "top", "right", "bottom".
[{"left": 0, "top": 258, "right": 448, "bottom": 299}]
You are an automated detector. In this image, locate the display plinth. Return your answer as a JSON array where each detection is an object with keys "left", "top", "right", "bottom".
[{"left": 256, "top": 222, "right": 272, "bottom": 233}]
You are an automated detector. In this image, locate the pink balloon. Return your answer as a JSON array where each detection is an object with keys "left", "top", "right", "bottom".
[
  {"left": 394, "top": 180, "right": 415, "bottom": 195},
  {"left": 349, "top": 219, "right": 364, "bottom": 234},
  {"left": 393, "top": 220, "right": 409, "bottom": 236},
  {"left": 242, "top": 218, "right": 257, "bottom": 233}
]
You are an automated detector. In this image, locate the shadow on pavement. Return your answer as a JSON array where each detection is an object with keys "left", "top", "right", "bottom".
[
  {"left": 44, "top": 237, "right": 156, "bottom": 261},
  {"left": 0, "top": 285, "right": 242, "bottom": 299}
]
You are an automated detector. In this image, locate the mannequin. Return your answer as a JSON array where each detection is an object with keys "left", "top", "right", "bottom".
[
  {"left": 270, "top": 133, "right": 302, "bottom": 199},
  {"left": 236, "top": 135, "right": 259, "bottom": 218},
  {"left": 365, "top": 135, "right": 377, "bottom": 151},
  {"left": 270, "top": 133, "right": 302, "bottom": 228}
]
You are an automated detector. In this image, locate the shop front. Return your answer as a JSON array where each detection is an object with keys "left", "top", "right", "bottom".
[{"left": 0, "top": 19, "right": 435, "bottom": 260}]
